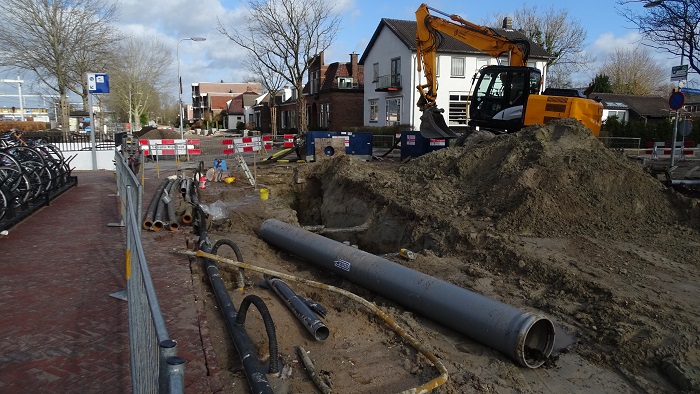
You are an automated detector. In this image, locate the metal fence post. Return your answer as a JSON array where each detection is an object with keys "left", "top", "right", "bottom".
[
  {"left": 158, "top": 339, "right": 178, "bottom": 394},
  {"left": 166, "top": 356, "right": 186, "bottom": 394}
]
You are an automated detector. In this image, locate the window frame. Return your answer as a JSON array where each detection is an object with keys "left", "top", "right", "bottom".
[
  {"left": 369, "top": 99, "right": 378, "bottom": 122},
  {"left": 451, "top": 56, "right": 466, "bottom": 77}
]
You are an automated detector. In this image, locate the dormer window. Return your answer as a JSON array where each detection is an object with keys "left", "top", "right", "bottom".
[{"left": 338, "top": 77, "right": 353, "bottom": 89}]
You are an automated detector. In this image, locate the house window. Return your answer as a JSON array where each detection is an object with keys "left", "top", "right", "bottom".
[
  {"left": 338, "top": 77, "right": 353, "bottom": 89},
  {"left": 436, "top": 56, "right": 440, "bottom": 77},
  {"left": 607, "top": 110, "right": 627, "bottom": 122},
  {"left": 475, "top": 59, "right": 487, "bottom": 76},
  {"left": 390, "top": 57, "right": 401, "bottom": 87},
  {"left": 451, "top": 57, "right": 465, "bottom": 77},
  {"left": 448, "top": 93, "right": 469, "bottom": 125},
  {"left": 373, "top": 63, "right": 379, "bottom": 82},
  {"left": 310, "top": 70, "right": 320, "bottom": 94},
  {"left": 319, "top": 103, "right": 330, "bottom": 128},
  {"left": 386, "top": 97, "right": 401, "bottom": 125},
  {"left": 369, "top": 99, "right": 378, "bottom": 122}
]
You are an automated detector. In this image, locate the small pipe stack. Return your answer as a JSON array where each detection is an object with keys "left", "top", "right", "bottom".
[{"left": 143, "top": 176, "right": 185, "bottom": 232}]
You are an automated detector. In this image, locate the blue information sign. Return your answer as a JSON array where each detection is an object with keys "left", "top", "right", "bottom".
[
  {"left": 87, "top": 73, "right": 110, "bottom": 94},
  {"left": 669, "top": 91, "right": 685, "bottom": 110}
]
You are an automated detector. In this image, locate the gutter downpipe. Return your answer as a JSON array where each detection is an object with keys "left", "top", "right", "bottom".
[{"left": 258, "top": 218, "right": 555, "bottom": 368}]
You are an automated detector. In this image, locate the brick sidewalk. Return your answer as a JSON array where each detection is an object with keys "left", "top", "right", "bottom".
[{"left": 0, "top": 170, "right": 220, "bottom": 393}]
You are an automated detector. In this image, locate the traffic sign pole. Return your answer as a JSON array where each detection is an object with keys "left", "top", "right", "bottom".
[
  {"left": 671, "top": 109, "right": 679, "bottom": 166},
  {"left": 668, "top": 91, "right": 685, "bottom": 167}
]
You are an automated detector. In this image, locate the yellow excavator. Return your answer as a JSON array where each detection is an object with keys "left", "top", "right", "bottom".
[{"left": 415, "top": 3, "right": 603, "bottom": 139}]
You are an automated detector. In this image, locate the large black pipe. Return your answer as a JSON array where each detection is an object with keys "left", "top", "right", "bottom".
[
  {"left": 166, "top": 178, "right": 179, "bottom": 231},
  {"left": 190, "top": 189, "right": 275, "bottom": 393},
  {"left": 265, "top": 276, "right": 329, "bottom": 341},
  {"left": 143, "top": 177, "right": 169, "bottom": 230},
  {"left": 153, "top": 179, "right": 173, "bottom": 231},
  {"left": 258, "top": 219, "right": 555, "bottom": 368}
]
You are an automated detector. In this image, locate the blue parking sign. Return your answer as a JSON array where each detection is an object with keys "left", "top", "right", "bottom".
[{"left": 87, "top": 73, "right": 109, "bottom": 94}]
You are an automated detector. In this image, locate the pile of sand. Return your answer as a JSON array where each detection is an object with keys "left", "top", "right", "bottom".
[
  {"left": 403, "top": 119, "right": 686, "bottom": 237},
  {"left": 137, "top": 127, "right": 181, "bottom": 140},
  {"left": 302, "top": 119, "right": 695, "bottom": 241}
]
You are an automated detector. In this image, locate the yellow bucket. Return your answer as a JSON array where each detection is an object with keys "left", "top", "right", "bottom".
[{"left": 259, "top": 188, "right": 269, "bottom": 200}]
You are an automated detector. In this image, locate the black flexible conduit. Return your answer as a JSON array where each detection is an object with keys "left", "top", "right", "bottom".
[
  {"left": 143, "top": 177, "right": 169, "bottom": 230},
  {"left": 153, "top": 179, "right": 174, "bottom": 231},
  {"left": 189, "top": 181, "right": 278, "bottom": 393},
  {"left": 212, "top": 239, "right": 247, "bottom": 291},
  {"left": 166, "top": 178, "right": 179, "bottom": 231}
]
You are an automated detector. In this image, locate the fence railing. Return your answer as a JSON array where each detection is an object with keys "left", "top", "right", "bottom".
[
  {"left": 598, "top": 137, "right": 642, "bottom": 152},
  {"left": 114, "top": 150, "right": 184, "bottom": 393},
  {"left": 41, "top": 133, "right": 117, "bottom": 152}
]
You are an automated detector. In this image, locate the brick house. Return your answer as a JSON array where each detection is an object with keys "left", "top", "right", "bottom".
[
  {"left": 223, "top": 91, "right": 260, "bottom": 130},
  {"left": 592, "top": 93, "right": 670, "bottom": 123},
  {"left": 304, "top": 51, "right": 365, "bottom": 131},
  {"left": 190, "top": 82, "right": 262, "bottom": 122},
  {"left": 270, "top": 52, "right": 365, "bottom": 134}
]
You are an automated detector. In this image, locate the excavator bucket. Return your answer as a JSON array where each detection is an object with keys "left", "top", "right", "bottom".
[{"left": 419, "top": 106, "right": 458, "bottom": 139}]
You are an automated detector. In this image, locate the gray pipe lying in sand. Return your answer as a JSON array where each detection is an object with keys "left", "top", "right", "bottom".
[{"left": 258, "top": 218, "right": 555, "bottom": 368}]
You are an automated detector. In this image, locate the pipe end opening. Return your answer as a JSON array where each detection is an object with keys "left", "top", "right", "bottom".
[
  {"left": 314, "top": 326, "right": 330, "bottom": 341},
  {"left": 519, "top": 317, "right": 555, "bottom": 368}
]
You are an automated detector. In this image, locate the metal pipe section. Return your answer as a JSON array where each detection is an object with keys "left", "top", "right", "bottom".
[
  {"left": 669, "top": 179, "right": 700, "bottom": 186},
  {"left": 143, "top": 178, "right": 169, "bottom": 230},
  {"left": 166, "top": 179, "right": 179, "bottom": 231},
  {"left": 181, "top": 205, "right": 193, "bottom": 224},
  {"left": 153, "top": 179, "right": 173, "bottom": 231},
  {"left": 259, "top": 219, "right": 555, "bottom": 368},
  {"left": 265, "top": 276, "right": 329, "bottom": 341}
]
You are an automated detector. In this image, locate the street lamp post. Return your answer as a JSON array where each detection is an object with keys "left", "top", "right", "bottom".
[{"left": 177, "top": 37, "right": 206, "bottom": 140}]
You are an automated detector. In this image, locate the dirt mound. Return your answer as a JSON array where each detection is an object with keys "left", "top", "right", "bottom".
[
  {"left": 137, "top": 127, "right": 181, "bottom": 139},
  {"left": 300, "top": 119, "right": 694, "bottom": 244},
  {"left": 404, "top": 119, "right": 687, "bottom": 237},
  {"left": 198, "top": 119, "right": 700, "bottom": 392}
]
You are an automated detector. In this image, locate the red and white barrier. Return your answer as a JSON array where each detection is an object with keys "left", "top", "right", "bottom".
[
  {"left": 429, "top": 138, "right": 447, "bottom": 147},
  {"left": 139, "top": 139, "right": 201, "bottom": 156},
  {"left": 222, "top": 136, "right": 272, "bottom": 154},
  {"left": 283, "top": 134, "right": 296, "bottom": 148}
]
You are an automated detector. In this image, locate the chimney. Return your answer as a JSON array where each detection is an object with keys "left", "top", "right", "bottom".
[
  {"left": 502, "top": 17, "right": 513, "bottom": 29},
  {"left": 350, "top": 52, "right": 359, "bottom": 78}
]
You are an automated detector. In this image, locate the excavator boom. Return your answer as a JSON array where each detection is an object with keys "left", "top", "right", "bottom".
[{"left": 414, "top": 3, "right": 601, "bottom": 139}]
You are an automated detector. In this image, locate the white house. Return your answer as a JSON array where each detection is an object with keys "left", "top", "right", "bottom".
[{"left": 359, "top": 18, "right": 550, "bottom": 133}]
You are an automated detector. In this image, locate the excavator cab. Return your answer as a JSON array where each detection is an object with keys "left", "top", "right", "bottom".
[{"left": 468, "top": 65, "right": 541, "bottom": 134}]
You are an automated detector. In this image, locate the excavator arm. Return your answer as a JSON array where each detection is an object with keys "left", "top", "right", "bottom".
[{"left": 415, "top": 3, "right": 530, "bottom": 138}]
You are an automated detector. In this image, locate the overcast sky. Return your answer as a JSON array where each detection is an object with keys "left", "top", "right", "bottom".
[{"left": 0, "top": 0, "right": 679, "bottom": 108}]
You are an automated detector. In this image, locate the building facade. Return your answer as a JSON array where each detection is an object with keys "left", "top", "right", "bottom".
[{"left": 359, "top": 18, "right": 549, "bottom": 133}]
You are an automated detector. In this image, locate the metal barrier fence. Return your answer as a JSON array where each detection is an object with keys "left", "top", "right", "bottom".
[
  {"left": 598, "top": 137, "right": 642, "bottom": 153},
  {"left": 41, "top": 133, "right": 117, "bottom": 152},
  {"left": 114, "top": 150, "right": 185, "bottom": 394}
]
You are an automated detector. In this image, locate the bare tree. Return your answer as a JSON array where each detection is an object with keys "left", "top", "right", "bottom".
[
  {"left": 618, "top": 0, "right": 699, "bottom": 79},
  {"left": 104, "top": 36, "right": 174, "bottom": 131},
  {"left": 242, "top": 52, "right": 287, "bottom": 136},
  {"left": 600, "top": 47, "right": 668, "bottom": 95},
  {"left": 0, "top": 0, "right": 119, "bottom": 131},
  {"left": 217, "top": 0, "right": 341, "bottom": 134},
  {"left": 486, "top": 4, "right": 592, "bottom": 88},
  {"left": 515, "top": 4, "right": 592, "bottom": 87}
]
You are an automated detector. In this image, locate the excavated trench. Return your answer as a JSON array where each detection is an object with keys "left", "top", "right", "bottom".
[
  {"left": 293, "top": 175, "right": 414, "bottom": 254},
  {"left": 197, "top": 119, "right": 700, "bottom": 391}
]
